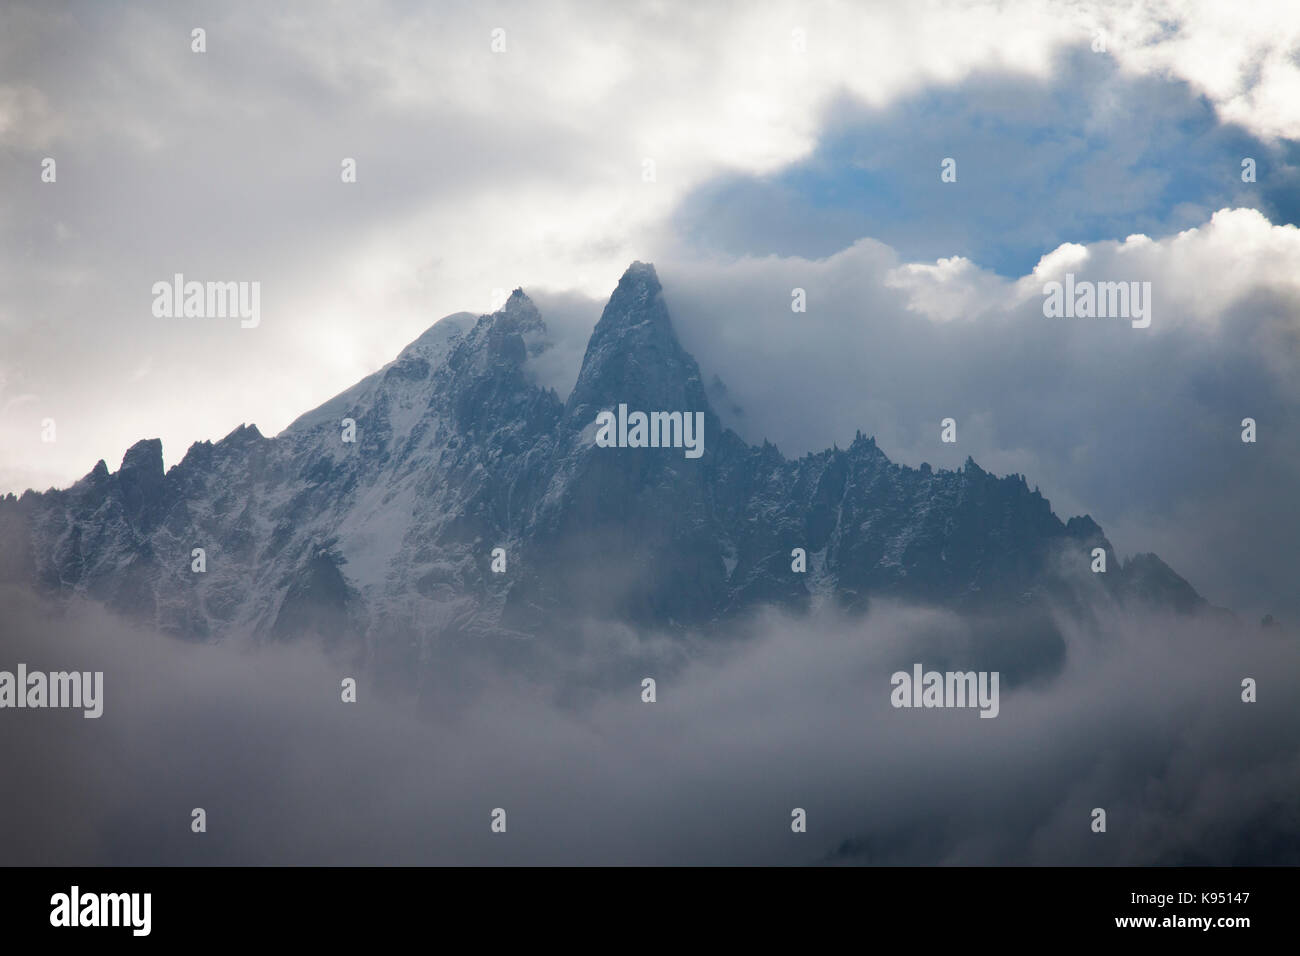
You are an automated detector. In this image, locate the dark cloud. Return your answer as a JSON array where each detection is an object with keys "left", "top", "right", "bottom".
[{"left": 1, "top": 585, "right": 1296, "bottom": 865}]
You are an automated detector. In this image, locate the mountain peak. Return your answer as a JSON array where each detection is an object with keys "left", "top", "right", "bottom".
[
  {"left": 400, "top": 312, "right": 472, "bottom": 359},
  {"left": 623, "top": 260, "right": 659, "bottom": 282},
  {"left": 116, "top": 438, "right": 165, "bottom": 527},
  {"left": 608, "top": 261, "right": 663, "bottom": 318},
  {"left": 119, "top": 437, "right": 163, "bottom": 477},
  {"left": 564, "top": 261, "right": 710, "bottom": 423},
  {"left": 491, "top": 287, "right": 545, "bottom": 336},
  {"left": 577, "top": 261, "right": 669, "bottom": 345},
  {"left": 218, "top": 423, "right": 265, "bottom": 446}
]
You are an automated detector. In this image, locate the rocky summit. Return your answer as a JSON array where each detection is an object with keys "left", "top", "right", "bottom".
[{"left": 0, "top": 262, "right": 1205, "bottom": 658}]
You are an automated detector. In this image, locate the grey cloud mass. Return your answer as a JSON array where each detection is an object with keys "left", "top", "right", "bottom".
[{"left": 1, "top": 587, "right": 1297, "bottom": 865}]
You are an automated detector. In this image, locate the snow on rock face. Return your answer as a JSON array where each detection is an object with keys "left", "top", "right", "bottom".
[{"left": 0, "top": 263, "right": 1205, "bottom": 662}]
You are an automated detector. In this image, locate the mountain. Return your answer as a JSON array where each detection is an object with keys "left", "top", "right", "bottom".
[{"left": 0, "top": 262, "right": 1206, "bottom": 660}]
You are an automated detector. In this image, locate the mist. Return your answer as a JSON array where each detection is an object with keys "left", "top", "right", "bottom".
[{"left": 1, "top": 585, "right": 1296, "bottom": 865}]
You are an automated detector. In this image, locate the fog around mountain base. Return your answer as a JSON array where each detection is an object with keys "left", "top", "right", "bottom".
[{"left": 2, "top": 584, "right": 1295, "bottom": 866}]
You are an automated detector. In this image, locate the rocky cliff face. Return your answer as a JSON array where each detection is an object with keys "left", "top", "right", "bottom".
[{"left": 0, "top": 262, "right": 1204, "bottom": 660}]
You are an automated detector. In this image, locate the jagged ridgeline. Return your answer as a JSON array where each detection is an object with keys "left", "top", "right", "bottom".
[{"left": 0, "top": 263, "right": 1205, "bottom": 649}]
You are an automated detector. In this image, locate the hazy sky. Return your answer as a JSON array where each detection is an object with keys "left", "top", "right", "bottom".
[{"left": 2, "top": 0, "right": 1298, "bottom": 616}]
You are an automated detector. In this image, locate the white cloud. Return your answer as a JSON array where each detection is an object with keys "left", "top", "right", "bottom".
[
  {"left": 657, "top": 207, "right": 1300, "bottom": 619},
  {"left": 1101, "top": 0, "right": 1300, "bottom": 141}
]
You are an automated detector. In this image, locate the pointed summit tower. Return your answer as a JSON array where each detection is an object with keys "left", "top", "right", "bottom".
[
  {"left": 564, "top": 261, "right": 713, "bottom": 432},
  {"left": 506, "top": 262, "right": 730, "bottom": 629}
]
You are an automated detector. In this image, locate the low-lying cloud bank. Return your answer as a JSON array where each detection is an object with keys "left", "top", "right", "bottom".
[{"left": 1, "top": 586, "right": 1296, "bottom": 865}]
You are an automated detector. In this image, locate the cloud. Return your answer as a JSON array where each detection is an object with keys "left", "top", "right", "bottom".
[
  {"left": 0, "top": 584, "right": 1296, "bottom": 865},
  {"left": 654, "top": 209, "right": 1300, "bottom": 620},
  {"left": 1102, "top": 0, "right": 1300, "bottom": 142}
]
